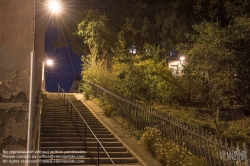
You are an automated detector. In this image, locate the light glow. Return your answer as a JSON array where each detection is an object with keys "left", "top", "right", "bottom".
[
  {"left": 48, "top": 0, "right": 61, "bottom": 14},
  {"left": 46, "top": 59, "right": 54, "bottom": 66},
  {"left": 180, "top": 56, "right": 185, "bottom": 61}
]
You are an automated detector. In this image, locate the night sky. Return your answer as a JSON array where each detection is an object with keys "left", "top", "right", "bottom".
[{"left": 45, "top": 22, "right": 82, "bottom": 92}]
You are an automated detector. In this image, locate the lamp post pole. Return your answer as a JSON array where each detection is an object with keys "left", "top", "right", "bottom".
[
  {"left": 27, "top": 2, "right": 61, "bottom": 163},
  {"left": 42, "top": 59, "right": 54, "bottom": 91},
  {"left": 27, "top": 0, "right": 36, "bottom": 165},
  {"left": 42, "top": 61, "right": 45, "bottom": 91}
]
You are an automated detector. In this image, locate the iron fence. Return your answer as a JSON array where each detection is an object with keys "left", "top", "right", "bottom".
[{"left": 86, "top": 81, "right": 250, "bottom": 166}]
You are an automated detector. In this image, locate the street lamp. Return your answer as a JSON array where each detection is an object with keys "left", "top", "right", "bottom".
[
  {"left": 48, "top": 0, "right": 62, "bottom": 14},
  {"left": 46, "top": 59, "right": 54, "bottom": 66},
  {"left": 42, "top": 0, "right": 61, "bottom": 91},
  {"left": 42, "top": 59, "right": 54, "bottom": 91},
  {"left": 180, "top": 56, "right": 185, "bottom": 62}
]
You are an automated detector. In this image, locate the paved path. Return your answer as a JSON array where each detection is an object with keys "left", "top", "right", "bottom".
[{"left": 74, "top": 94, "right": 162, "bottom": 166}]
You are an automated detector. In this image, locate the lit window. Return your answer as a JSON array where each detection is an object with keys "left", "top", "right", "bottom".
[
  {"left": 170, "top": 50, "right": 177, "bottom": 57},
  {"left": 129, "top": 45, "right": 136, "bottom": 54}
]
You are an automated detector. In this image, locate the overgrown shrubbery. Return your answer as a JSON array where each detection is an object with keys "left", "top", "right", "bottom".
[
  {"left": 82, "top": 83, "right": 94, "bottom": 99},
  {"left": 76, "top": 1, "right": 250, "bottom": 159},
  {"left": 139, "top": 127, "right": 208, "bottom": 166},
  {"left": 98, "top": 96, "right": 117, "bottom": 117},
  {"left": 81, "top": 43, "right": 184, "bottom": 105},
  {"left": 220, "top": 117, "right": 250, "bottom": 144}
]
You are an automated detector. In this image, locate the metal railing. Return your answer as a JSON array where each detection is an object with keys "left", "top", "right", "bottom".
[
  {"left": 86, "top": 81, "right": 250, "bottom": 166},
  {"left": 57, "top": 84, "right": 115, "bottom": 166}
]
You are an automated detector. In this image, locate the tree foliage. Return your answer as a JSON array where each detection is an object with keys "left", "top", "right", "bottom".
[
  {"left": 181, "top": 22, "right": 233, "bottom": 132},
  {"left": 227, "top": 16, "right": 250, "bottom": 105},
  {"left": 74, "top": 0, "right": 250, "bottom": 131},
  {"left": 112, "top": 44, "right": 182, "bottom": 103},
  {"left": 178, "top": 1, "right": 250, "bottom": 133}
]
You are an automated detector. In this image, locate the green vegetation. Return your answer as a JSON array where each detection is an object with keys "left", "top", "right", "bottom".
[
  {"left": 76, "top": 0, "right": 250, "bottom": 146},
  {"left": 66, "top": 0, "right": 250, "bottom": 163},
  {"left": 154, "top": 104, "right": 250, "bottom": 145},
  {"left": 220, "top": 118, "right": 250, "bottom": 144},
  {"left": 97, "top": 96, "right": 117, "bottom": 117},
  {"left": 82, "top": 83, "right": 94, "bottom": 99},
  {"left": 139, "top": 127, "right": 209, "bottom": 166}
]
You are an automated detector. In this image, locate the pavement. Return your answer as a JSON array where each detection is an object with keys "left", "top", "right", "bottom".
[{"left": 74, "top": 93, "right": 162, "bottom": 166}]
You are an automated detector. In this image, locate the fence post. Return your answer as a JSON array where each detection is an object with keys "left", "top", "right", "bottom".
[
  {"left": 244, "top": 143, "right": 250, "bottom": 166},
  {"left": 197, "top": 127, "right": 203, "bottom": 158}
]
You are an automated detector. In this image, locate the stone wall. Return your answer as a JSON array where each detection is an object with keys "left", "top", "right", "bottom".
[{"left": 0, "top": 0, "right": 45, "bottom": 164}]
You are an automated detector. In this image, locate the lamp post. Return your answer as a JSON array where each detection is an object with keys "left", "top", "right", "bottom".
[
  {"left": 27, "top": 1, "right": 61, "bottom": 165},
  {"left": 42, "top": 0, "right": 61, "bottom": 91},
  {"left": 42, "top": 59, "right": 54, "bottom": 91},
  {"left": 26, "top": 1, "right": 36, "bottom": 165}
]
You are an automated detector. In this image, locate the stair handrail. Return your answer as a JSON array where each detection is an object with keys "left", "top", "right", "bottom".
[{"left": 57, "top": 84, "right": 116, "bottom": 166}]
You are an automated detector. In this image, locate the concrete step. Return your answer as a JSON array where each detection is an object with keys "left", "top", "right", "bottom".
[
  {"left": 41, "top": 118, "right": 99, "bottom": 122},
  {"left": 39, "top": 151, "right": 132, "bottom": 157},
  {"left": 41, "top": 126, "right": 105, "bottom": 130},
  {"left": 40, "top": 137, "right": 118, "bottom": 142},
  {"left": 41, "top": 120, "right": 101, "bottom": 124},
  {"left": 39, "top": 157, "right": 137, "bottom": 165},
  {"left": 41, "top": 112, "right": 93, "bottom": 115},
  {"left": 40, "top": 133, "right": 114, "bottom": 138},
  {"left": 63, "top": 164, "right": 142, "bottom": 166},
  {"left": 41, "top": 125, "right": 104, "bottom": 130},
  {"left": 41, "top": 113, "right": 96, "bottom": 116},
  {"left": 40, "top": 141, "right": 122, "bottom": 147},
  {"left": 39, "top": 146, "right": 127, "bottom": 152},
  {"left": 41, "top": 123, "right": 103, "bottom": 127},
  {"left": 41, "top": 126, "right": 106, "bottom": 131},
  {"left": 41, "top": 115, "right": 95, "bottom": 119},
  {"left": 46, "top": 164, "right": 142, "bottom": 166},
  {"left": 41, "top": 122, "right": 103, "bottom": 126},
  {"left": 41, "top": 124, "right": 104, "bottom": 128},
  {"left": 41, "top": 130, "right": 110, "bottom": 134}
]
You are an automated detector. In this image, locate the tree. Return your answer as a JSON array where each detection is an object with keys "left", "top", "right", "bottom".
[
  {"left": 178, "top": 0, "right": 250, "bottom": 133},
  {"left": 227, "top": 16, "right": 250, "bottom": 106},
  {"left": 181, "top": 21, "right": 233, "bottom": 134}
]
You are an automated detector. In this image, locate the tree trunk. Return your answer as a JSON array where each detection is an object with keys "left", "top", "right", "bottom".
[{"left": 213, "top": 108, "right": 220, "bottom": 135}]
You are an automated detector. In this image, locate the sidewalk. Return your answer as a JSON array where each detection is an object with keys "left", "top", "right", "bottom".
[{"left": 74, "top": 94, "right": 162, "bottom": 166}]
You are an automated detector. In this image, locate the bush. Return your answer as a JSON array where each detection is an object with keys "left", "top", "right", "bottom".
[
  {"left": 139, "top": 127, "right": 208, "bottom": 166},
  {"left": 98, "top": 96, "right": 117, "bottom": 117},
  {"left": 82, "top": 83, "right": 94, "bottom": 99}
]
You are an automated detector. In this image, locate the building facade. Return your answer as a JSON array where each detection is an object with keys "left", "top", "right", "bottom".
[
  {"left": 167, "top": 50, "right": 186, "bottom": 76},
  {"left": 0, "top": 0, "right": 45, "bottom": 165}
]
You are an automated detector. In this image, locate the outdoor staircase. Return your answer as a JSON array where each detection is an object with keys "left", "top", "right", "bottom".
[{"left": 39, "top": 93, "right": 141, "bottom": 165}]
